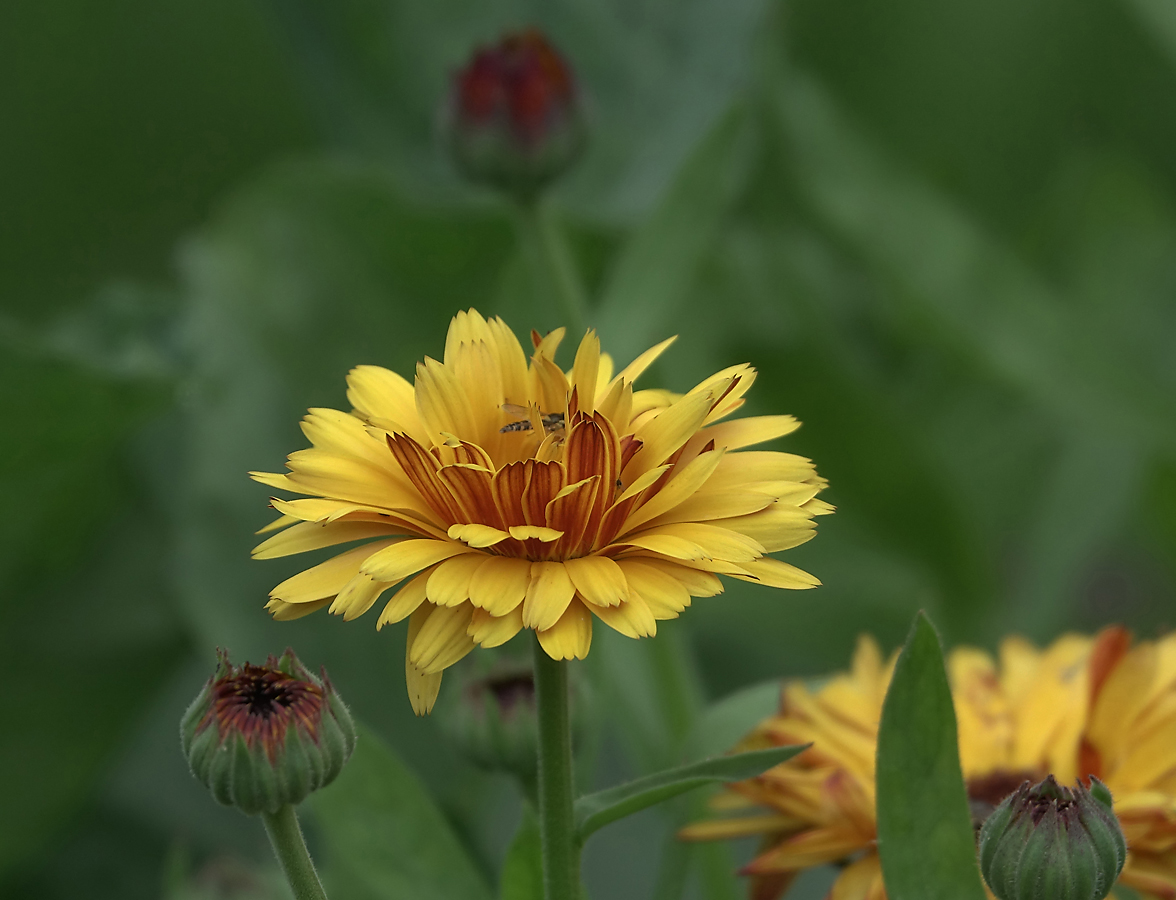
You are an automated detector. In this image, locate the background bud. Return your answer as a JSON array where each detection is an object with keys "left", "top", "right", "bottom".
[
  {"left": 979, "top": 775, "right": 1127, "bottom": 900},
  {"left": 181, "top": 648, "right": 356, "bottom": 816},
  {"left": 444, "top": 29, "right": 586, "bottom": 199}
]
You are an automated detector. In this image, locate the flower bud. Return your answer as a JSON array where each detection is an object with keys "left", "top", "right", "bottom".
[
  {"left": 979, "top": 775, "right": 1127, "bottom": 900},
  {"left": 181, "top": 649, "right": 356, "bottom": 815},
  {"left": 437, "top": 662, "right": 540, "bottom": 787},
  {"left": 444, "top": 29, "right": 586, "bottom": 199}
]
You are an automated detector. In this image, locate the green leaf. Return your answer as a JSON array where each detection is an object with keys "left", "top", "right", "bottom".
[
  {"left": 313, "top": 723, "right": 493, "bottom": 900},
  {"left": 876, "top": 612, "right": 987, "bottom": 900},
  {"left": 499, "top": 805, "right": 542, "bottom": 900},
  {"left": 595, "top": 103, "right": 752, "bottom": 363},
  {"left": 574, "top": 744, "right": 806, "bottom": 842}
]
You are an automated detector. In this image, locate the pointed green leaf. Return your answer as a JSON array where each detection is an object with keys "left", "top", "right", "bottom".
[
  {"left": 499, "top": 805, "right": 542, "bottom": 900},
  {"left": 574, "top": 744, "right": 807, "bottom": 842},
  {"left": 313, "top": 723, "right": 492, "bottom": 900},
  {"left": 876, "top": 612, "right": 987, "bottom": 900}
]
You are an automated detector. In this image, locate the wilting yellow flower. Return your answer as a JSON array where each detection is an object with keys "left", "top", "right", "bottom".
[
  {"left": 251, "top": 310, "right": 830, "bottom": 713},
  {"left": 682, "top": 628, "right": 1176, "bottom": 900}
]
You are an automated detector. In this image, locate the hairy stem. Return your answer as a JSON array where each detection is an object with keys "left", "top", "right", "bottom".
[
  {"left": 533, "top": 635, "right": 580, "bottom": 900},
  {"left": 261, "top": 804, "right": 329, "bottom": 900}
]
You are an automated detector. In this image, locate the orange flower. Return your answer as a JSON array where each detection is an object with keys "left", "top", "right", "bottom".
[
  {"left": 683, "top": 629, "right": 1176, "bottom": 900},
  {"left": 252, "top": 310, "right": 830, "bottom": 713}
]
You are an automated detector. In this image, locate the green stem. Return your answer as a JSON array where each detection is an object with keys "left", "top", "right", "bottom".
[
  {"left": 517, "top": 200, "right": 590, "bottom": 336},
  {"left": 533, "top": 635, "right": 580, "bottom": 900},
  {"left": 261, "top": 804, "right": 329, "bottom": 900}
]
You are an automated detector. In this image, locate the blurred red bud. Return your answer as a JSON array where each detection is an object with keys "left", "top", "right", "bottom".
[{"left": 445, "top": 29, "right": 586, "bottom": 199}]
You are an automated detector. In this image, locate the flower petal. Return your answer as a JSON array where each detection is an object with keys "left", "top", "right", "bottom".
[
  {"left": 522, "top": 561, "right": 576, "bottom": 631},
  {"left": 538, "top": 600, "right": 593, "bottom": 660},
  {"left": 252, "top": 521, "right": 402, "bottom": 559},
  {"left": 409, "top": 603, "right": 477, "bottom": 674},
  {"left": 427, "top": 553, "right": 489, "bottom": 607},
  {"left": 361, "top": 539, "right": 473, "bottom": 583},
  {"left": 619, "top": 559, "right": 692, "bottom": 619},
  {"left": 405, "top": 605, "right": 443, "bottom": 715},
  {"left": 270, "top": 541, "right": 397, "bottom": 603},
  {"left": 469, "top": 556, "right": 532, "bottom": 616},
  {"left": 376, "top": 567, "right": 434, "bottom": 628},
  {"left": 731, "top": 558, "right": 821, "bottom": 589},
  {"left": 468, "top": 605, "right": 525, "bottom": 648},
  {"left": 331, "top": 572, "right": 396, "bottom": 621},
  {"left": 588, "top": 594, "right": 656, "bottom": 639},
  {"left": 448, "top": 523, "right": 510, "bottom": 548},
  {"left": 564, "top": 555, "right": 629, "bottom": 608}
]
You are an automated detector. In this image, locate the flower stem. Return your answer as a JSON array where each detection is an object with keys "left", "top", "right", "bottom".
[
  {"left": 261, "top": 804, "right": 329, "bottom": 900},
  {"left": 532, "top": 635, "right": 580, "bottom": 900},
  {"left": 517, "top": 199, "right": 590, "bottom": 337}
]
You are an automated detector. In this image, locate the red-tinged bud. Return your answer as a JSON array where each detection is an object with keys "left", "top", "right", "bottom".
[
  {"left": 181, "top": 649, "right": 356, "bottom": 815},
  {"left": 445, "top": 29, "right": 586, "bottom": 199}
]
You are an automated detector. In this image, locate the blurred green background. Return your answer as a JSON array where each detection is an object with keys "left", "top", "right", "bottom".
[{"left": 3, "top": 0, "right": 1176, "bottom": 898}]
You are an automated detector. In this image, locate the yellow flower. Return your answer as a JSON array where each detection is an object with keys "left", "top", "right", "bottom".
[
  {"left": 681, "top": 628, "right": 1176, "bottom": 900},
  {"left": 251, "top": 310, "right": 831, "bottom": 713}
]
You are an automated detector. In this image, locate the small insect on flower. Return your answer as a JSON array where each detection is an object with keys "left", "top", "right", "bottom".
[
  {"left": 498, "top": 403, "right": 566, "bottom": 435},
  {"left": 252, "top": 310, "right": 831, "bottom": 714}
]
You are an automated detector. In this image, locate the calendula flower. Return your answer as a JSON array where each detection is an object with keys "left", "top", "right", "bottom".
[
  {"left": 681, "top": 628, "right": 1176, "bottom": 900},
  {"left": 252, "top": 310, "right": 830, "bottom": 714}
]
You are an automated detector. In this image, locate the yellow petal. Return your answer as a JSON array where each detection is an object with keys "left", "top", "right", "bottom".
[
  {"left": 257, "top": 514, "right": 297, "bottom": 534},
  {"left": 636, "top": 558, "right": 723, "bottom": 597},
  {"left": 522, "top": 561, "right": 576, "bottom": 631},
  {"left": 415, "top": 356, "right": 477, "bottom": 443},
  {"left": 508, "top": 525, "right": 564, "bottom": 542},
  {"left": 619, "top": 449, "right": 725, "bottom": 534},
  {"left": 564, "top": 555, "right": 629, "bottom": 608},
  {"left": 570, "top": 330, "right": 601, "bottom": 414},
  {"left": 376, "top": 567, "right": 434, "bottom": 628},
  {"left": 426, "top": 553, "right": 488, "bottom": 607},
  {"left": 331, "top": 572, "right": 395, "bottom": 621},
  {"left": 588, "top": 594, "right": 656, "bottom": 639},
  {"left": 361, "top": 539, "right": 473, "bottom": 582},
  {"left": 678, "top": 814, "right": 800, "bottom": 841},
  {"left": 712, "top": 505, "right": 818, "bottom": 553},
  {"left": 610, "top": 336, "right": 677, "bottom": 388},
  {"left": 448, "top": 523, "right": 510, "bottom": 548},
  {"left": 468, "top": 606, "right": 525, "bottom": 648},
  {"left": 409, "top": 603, "right": 476, "bottom": 674},
  {"left": 697, "top": 415, "right": 800, "bottom": 451},
  {"left": 267, "top": 597, "right": 331, "bottom": 621},
  {"left": 469, "top": 556, "right": 532, "bottom": 616},
  {"left": 252, "top": 521, "right": 402, "bottom": 559},
  {"left": 405, "top": 606, "right": 443, "bottom": 715},
  {"left": 537, "top": 600, "right": 593, "bottom": 660},
  {"left": 732, "top": 557, "right": 821, "bottom": 589},
  {"left": 626, "top": 387, "right": 721, "bottom": 479},
  {"left": 270, "top": 541, "right": 397, "bottom": 603},
  {"left": 617, "top": 532, "right": 708, "bottom": 560},
  {"left": 635, "top": 522, "right": 764, "bottom": 562},
  {"left": 250, "top": 471, "right": 300, "bottom": 492},
  {"left": 347, "top": 364, "right": 422, "bottom": 432},
  {"left": 619, "top": 560, "right": 691, "bottom": 619}
]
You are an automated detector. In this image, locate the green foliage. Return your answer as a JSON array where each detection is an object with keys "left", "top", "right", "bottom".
[
  {"left": 876, "top": 613, "right": 987, "bottom": 900},
  {"left": 312, "top": 724, "right": 493, "bottom": 900},
  {"left": 575, "top": 745, "right": 807, "bottom": 842},
  {"left": 5, "top": 0, "right": 1176, "bottom": 896},
  {"left": 499, "top": 806, "right": 543, "bottom": 900}
]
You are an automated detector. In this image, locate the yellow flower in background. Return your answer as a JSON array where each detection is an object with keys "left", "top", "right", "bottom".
[
  {"left": 682, "top": 629, "right": 1176, "bottom": 900},
  {"left": 252, "top": 310, "right": 831, "bottom": 713}
]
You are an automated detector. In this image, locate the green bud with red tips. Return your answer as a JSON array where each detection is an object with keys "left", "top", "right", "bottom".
[
  {"left": 444, "top": 29, "right": 587, "bottom": 200},
  {"left": 181, "top": 648, "right": 356, "bottom": 816},
  {"left": 979, "top": 775, "right": 1127, "bottom": 900}
]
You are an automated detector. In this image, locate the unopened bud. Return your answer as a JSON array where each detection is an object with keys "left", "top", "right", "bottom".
[
  {"left": 444, "top": 29, "right": 586, "bottom": 199},
  {"left": 438, "top": 663, "right": 540, "bottom": 787},
  {"left": 181, "top": 649, "right": 356, "bottom": 815},
  {"left": 979, "top": 775, "right": 1126, "bottom": 900}
]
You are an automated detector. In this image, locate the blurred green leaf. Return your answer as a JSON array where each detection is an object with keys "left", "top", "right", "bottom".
[
  {"left": 685, "top": 680, "right": 780, "bottom": 760},
  {"left": 876, "top": 612, "right": 986, "bottom": 900},
  {"left": 0, "top": 350, "right": 182, "bottom": 881},
  {"left": 313, "top": 723, "right": 493, "bottom": 900},
  {"left": 498, "top": 806, "right": 542, "bottom": 900},
  {"left": 596, "top": 104, "right": 751, "bottom": 362},
  {"left": 574, "top": 744, "right": 807, "bottom": 842}
]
